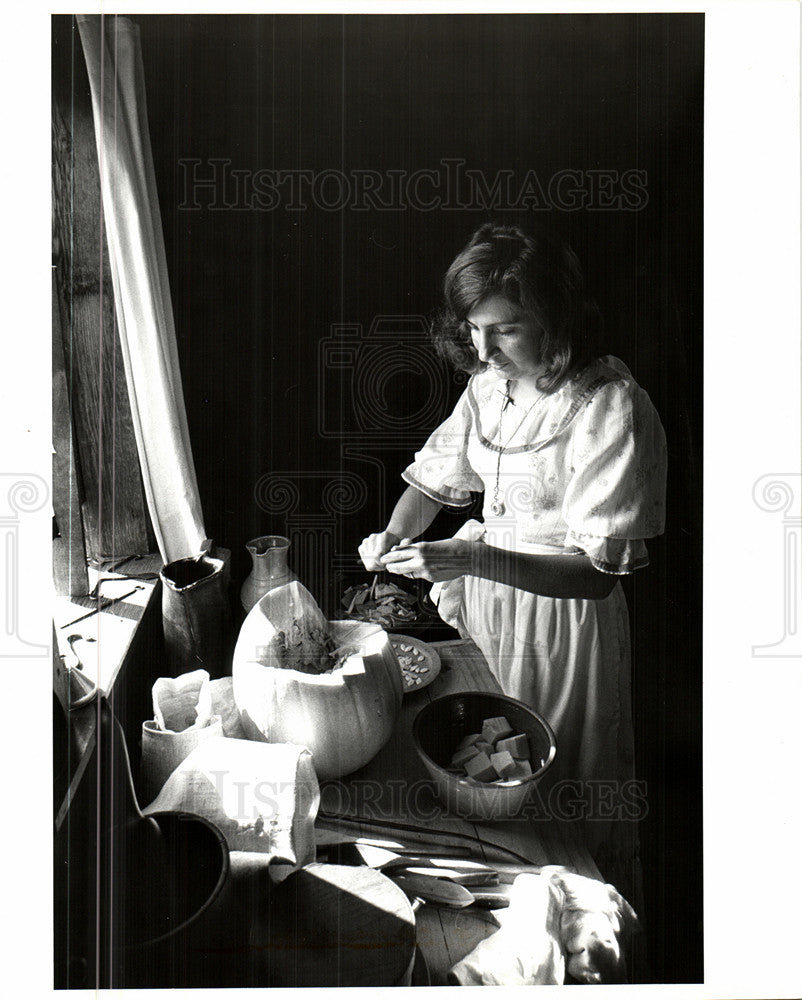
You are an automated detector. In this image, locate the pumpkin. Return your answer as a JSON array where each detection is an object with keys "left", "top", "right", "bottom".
[{"left": 233, "top": 604, "right": 403, "bottom": 780}]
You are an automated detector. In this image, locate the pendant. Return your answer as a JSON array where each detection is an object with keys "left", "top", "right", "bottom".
[{"left": 490, "top": 499, "right": 506, "bottom": 517}]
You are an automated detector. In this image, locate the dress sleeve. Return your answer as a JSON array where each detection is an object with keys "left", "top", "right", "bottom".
[
  {"left": 402, "top": 382, "right": 484, "bottom": 508},
  {"left": 563, "top": 377, "right": 667, "bottom": 574}
]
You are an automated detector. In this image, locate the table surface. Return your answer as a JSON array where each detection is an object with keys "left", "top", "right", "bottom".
[{"left": 315, "top": 637, "right": 601, "bottom": 986}]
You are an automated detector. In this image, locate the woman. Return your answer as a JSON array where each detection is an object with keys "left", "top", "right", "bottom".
[{"left": 359, "top": 223, "right": 667, "bottom": 866}]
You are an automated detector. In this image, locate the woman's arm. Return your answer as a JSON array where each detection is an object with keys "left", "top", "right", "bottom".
[
  {"left": 386, "top": 485, "right": 444, "bottom": 540},
  {"left": 381, "top": 538, "right": 618, "bottom": 600},
  {"left": 473, "top": 543, "right": 617, "bottom": 600},
  {"left": 359, "top": 485, "right": 444, "bottom": 571}
]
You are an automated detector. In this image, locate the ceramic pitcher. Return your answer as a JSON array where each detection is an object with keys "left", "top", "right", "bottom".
[{"left": 240, "top": 535, "right": 297, "bottom": 613}]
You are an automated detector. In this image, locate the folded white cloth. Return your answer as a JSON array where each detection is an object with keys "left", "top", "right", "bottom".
[
  {"left": 448, "top": 873, "right": 565, "bottom": 985},
  {"left": 143, "top": 736, "right": 320, "bottom": 882},
  {"left": 153, "top": 668, "right": 213, "bottom": 732},
  {"left": 448, "top": 868, "right": 639, "bottom": 986},
  {"left": 551, "top": 869, "right": 639, "bottom": 984}
]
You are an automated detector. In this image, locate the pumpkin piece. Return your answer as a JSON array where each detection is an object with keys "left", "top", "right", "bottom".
[
  {"left": 451, "top": 743, "right": 483, "bottom": 769},
  {"left": 490, "top": 750, "right": 517, "bottom": 779},
  {"left": 481, "top": 716, "right": 514, "bottom": 745},
  {"left": 456, "top": 732, "right": 483, "bottom": 751},
  {"left": 464, "top": 752, "right": 497, "bottom": 782},
  {"left": 475, "top": 739, "right": 495, "bottom": 756},
  {"left": 496, "top": 733, "right": 530, "bottom": 759}
]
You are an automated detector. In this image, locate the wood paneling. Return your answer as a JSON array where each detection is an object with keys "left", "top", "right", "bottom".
[
  {"left": 52, "top": 17, "right": 153, "bottom": 563},
  {"left": 52, "top": 267, "right": 89, "bottom": 595}
]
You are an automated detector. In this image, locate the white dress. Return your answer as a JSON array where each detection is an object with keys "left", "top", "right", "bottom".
[{"left": 402, "top": 357, "right": 667, "bottom": 820}]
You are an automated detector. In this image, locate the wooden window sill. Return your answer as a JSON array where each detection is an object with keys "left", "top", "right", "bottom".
[
  {"left": 53, "top": 554, "right": 162, "bottom": 829},
  {"left": 54, "top": 565, "right": 160, "bottom": 691}
]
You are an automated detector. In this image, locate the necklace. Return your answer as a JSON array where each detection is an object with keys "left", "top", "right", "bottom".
[{"left": 490, "top": 380, "right": 546, "bottom": 517}]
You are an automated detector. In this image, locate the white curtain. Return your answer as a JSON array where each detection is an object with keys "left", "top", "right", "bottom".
[{"left": 77, "top": 14, "right": 207, "bottom": 563}]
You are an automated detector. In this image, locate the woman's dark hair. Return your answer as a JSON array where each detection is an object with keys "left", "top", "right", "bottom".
[{"left": 432, "top": 222, "right": 602, "bottom": 392}]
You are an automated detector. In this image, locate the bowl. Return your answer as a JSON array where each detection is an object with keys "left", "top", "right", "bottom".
[{"left": 411, "top": 691, "right": 557, "bottom": 821}]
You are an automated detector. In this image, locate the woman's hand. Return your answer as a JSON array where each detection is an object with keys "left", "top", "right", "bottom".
[
  {"left": 358, "top": 487, "right": 445, "bottom": 571},
  {"left": 380, "top": 539, "right": 474, "bottom": 582},
  {"left": 358, "top": 530, "right": 402, "bottom": 571}
]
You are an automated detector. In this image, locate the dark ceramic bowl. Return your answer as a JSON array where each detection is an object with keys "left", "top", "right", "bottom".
[{"left": 412, "top": 691, "right": 556, "bottom": 821}]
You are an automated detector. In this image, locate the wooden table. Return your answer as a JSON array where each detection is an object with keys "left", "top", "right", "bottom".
[{"left": 315, "top": 638, "right": 601, "bottom": 985}]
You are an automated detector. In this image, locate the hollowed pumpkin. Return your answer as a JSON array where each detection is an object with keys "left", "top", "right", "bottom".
[{"left": 233, "top": 606, "right": 403, "bottom": 780}]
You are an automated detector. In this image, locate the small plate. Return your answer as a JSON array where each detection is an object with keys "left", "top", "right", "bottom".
[{"left": 388, "top": 634, "right": 441, "bottom": 694}]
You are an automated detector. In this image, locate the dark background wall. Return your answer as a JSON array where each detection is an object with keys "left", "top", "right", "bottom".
[{"left": 57, "top": 12, "right": 703, "bottom": 982}]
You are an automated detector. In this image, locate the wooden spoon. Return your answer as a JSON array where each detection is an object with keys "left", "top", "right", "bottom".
[
  {"left": 351, "top": 842, "right": 490, "bottom": 872},
  {"left": 390, "top": 865, "right": 499, "bottom": 887}
]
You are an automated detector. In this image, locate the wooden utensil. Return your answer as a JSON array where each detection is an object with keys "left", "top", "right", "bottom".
[
  {"left": 469, "top": 885, "right": 513, "bottom": 909},
  {"left": 352, "top": 843, "right": 489, "bottom": 871},
  {"left": 391, "top": 865, "right": 499, "bottom": 888},
  {"left": 391, "top": 873, "right": 475, "bottom": 909},
  {"left": 316, "top": 814, "right": 479, "bottom": 857},
  {"left": 315, "top": 822, "right": 473, "bottom": 858}
]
